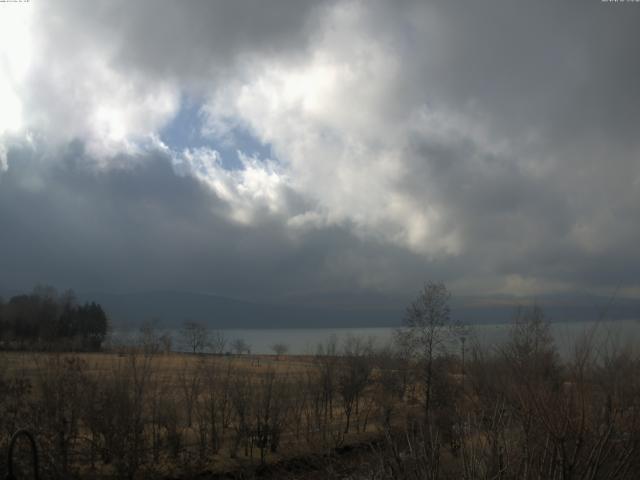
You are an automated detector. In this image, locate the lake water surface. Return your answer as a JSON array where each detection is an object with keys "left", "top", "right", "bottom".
[{"left": 113, "top": 318, "right": 640, "bottom": 358}]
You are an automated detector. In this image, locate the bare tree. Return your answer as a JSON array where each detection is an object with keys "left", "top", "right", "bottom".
[
  {"left": 210, "top": 329, "right": 226, "bottom": 355},
  {"left": 230, "top": 374, "right": 253, "bottom": 458},
  {"left": 371, "top": 346, "right": 406, "bottom": 431},
  {"left": 90, "top": 351, "right": 155, "bottom": 478},
  {"left": 252, "top": 369, "right": 290, "bottom": 463},
  {"left": 138, "top": 319, "right": 161, "bottom": 354},
  {"left": 34, "top": 354, "right": 88, "bottom": 477},
  {"left": 198, "top": 358, "right": 234, "bottom": 455},
  {"left": 231, "top": 338, "right": 250, "bottom": 355},
  {"left": 271, "top": 342, "right": 289, "bottom": 359},
  {"left": 181, "top": 320, "right": 209, "bottom": 354},
  {"left": 338, "top": 335, "right": 373, "bottom": 433},
  {"left": 159, "top": 332, "right": 173, "bottom": 354},
  {"left": 315, "top": 335, "right": 340, "bottom": 442},
  {"left": 178, "top": 358, "right": 202, "bottom": 428},
  {"left": 396, "top": 281, "right": 459, "bottom": 422}
]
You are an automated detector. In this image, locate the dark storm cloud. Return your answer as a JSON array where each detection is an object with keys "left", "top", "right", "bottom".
[
  {"left": 368, "top": 0, "right": 640, "bottom": 293},
  {"left": 0, "top": 144, "right": 438, "bottom": 299},
  {"left": 39, "top": 0, "right": 332, "bottom": 84},
  {"left": 401, "top": 122, "right": 640, "bottom": 293},
  {"left": 373, "top": 1, "right": 640, "bottom": 142}
]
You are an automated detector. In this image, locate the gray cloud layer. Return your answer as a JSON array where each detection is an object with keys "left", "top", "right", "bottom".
[
  {"left": 1, "top": 0, "right": 639, "bottom": 301},
  {"left": 0, "top": 145, "right": 434, "bottom": 298}
]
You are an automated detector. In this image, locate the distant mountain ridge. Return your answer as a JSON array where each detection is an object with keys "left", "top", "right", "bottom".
[
  {"left": 78, "top": 290, "right": 403, "bottom": 329},
  {"left": 75, "top": 290, "right": 640, "bottom": 329}
]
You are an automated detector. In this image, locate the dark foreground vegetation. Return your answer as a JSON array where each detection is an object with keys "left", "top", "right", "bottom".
[{"left": 1, "top": 282, "right": 640, "bottom": 479}]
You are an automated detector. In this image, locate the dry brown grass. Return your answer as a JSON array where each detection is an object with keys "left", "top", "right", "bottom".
[
  {"left": 1, "top": 351, "right": 313, "bottom": 376},
  {"left": 0, "top": 350, "right": 396, "bottom": 478}
]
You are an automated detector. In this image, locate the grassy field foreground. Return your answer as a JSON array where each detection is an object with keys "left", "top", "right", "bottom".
[
  {"left": 0, "top": 348, "right": 410, "bottom": 479},
  {"left": 3, "top": 311, "right": 640, "bottom": 480}
]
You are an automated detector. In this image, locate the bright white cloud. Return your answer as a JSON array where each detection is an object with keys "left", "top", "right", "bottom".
[
  {"left": 0, "top": 3, "right": 32, "bottom": 163},
  {"left": 25, "top": 50, "right": 180, "bottom": 159},
  {"left": 176, "top": 147, "right": 289, "bottom": 225},
  {"left": 201, "top": 3, "right": 476, "bottom": 256},
  {"left": 0, "top": 1, "right": 180, "bottom": 161}
]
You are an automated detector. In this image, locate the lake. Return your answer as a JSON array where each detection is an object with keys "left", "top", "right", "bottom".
[{"left": 111, "top": 318, "right": 640, "bottom": 358}]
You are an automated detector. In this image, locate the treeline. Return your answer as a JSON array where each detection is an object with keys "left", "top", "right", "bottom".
[{"left": 0, "top": 285, "right": 109, "bottom": 351}]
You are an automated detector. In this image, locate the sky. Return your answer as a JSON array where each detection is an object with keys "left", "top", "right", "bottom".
[{"left": 1, "top": 0, "right": 639, "bottom": 304}]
